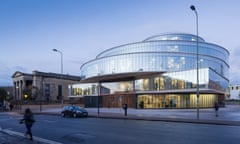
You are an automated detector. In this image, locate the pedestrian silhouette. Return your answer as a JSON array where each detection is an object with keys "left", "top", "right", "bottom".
[
  {"left": 20, "top": 108, "right": 35, "bottom": 140},
  {"left": 9, "top": 103, "right": 13, "bottom": 111},
  {"left": 214, "top": 102, "right": 219, "bottom": 117}
]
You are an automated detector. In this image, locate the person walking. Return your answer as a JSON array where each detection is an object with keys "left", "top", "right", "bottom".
[
  {"left": 214, "top": 102, "right": 219, "bottom": 117},
  {"left": 9, "top": 103, "right": 13, "bottom": 111},
  {"left": 20, "top": 108, "right": 35, "bottom": 140}
]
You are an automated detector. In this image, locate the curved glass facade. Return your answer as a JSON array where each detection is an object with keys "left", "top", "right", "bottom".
[
  {"left": 81, "top": 33, "right": 229, "bottom": 80},
  {"left": 77, "top": 33, "right": 229, "bottom": 109}
]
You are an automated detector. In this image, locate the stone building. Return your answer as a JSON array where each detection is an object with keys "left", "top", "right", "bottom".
[
  {"left": 228, "top": 85, "right": 240, "bottom": 100},
  {"left": 12, "top": 71, "right": 81, "bottom": 102}
]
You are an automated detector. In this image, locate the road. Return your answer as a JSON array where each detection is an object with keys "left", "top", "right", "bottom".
[{"left": 1, "top": 112, "right": 240, "bottom": 144}]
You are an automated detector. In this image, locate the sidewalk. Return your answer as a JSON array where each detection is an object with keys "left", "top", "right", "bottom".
[{"left": 1, "top": 104, "right": 240, "bottom": 144}]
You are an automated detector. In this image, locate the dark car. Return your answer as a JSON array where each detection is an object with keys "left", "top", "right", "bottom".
[{"left": 61, "top": 105, "right": 88, "bottom": 118}]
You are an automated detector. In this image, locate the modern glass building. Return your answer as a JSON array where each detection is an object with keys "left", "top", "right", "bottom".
[{"left": 70, "top": 33, "right": 229, "bottom": 109}]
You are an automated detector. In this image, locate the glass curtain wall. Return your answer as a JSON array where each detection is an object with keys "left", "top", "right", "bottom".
[
  {"left": 70, "top": 68, "right": 225, "bottom": 109},
  {"left": 138, "top": 94, "right": 217, "bottom": 109}
]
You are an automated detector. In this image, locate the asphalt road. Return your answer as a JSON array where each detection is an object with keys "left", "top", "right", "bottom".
[{"left": 1, "top": 113, "right": 240, "bottom": 144}]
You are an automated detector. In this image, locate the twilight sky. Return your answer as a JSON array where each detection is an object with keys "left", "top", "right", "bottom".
[{"left": 0, "top": 0, "right": 240, "bottom": 86}]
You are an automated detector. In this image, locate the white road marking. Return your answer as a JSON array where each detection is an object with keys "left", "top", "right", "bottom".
[
  {"left": 1, "top": 128, "right": 62, "bottom": 144},
  {"left": 43, "top": 120, "right": 58, "bottom": 123}
]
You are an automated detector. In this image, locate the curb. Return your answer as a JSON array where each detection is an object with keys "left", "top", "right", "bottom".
[
  {"left": 34, "top": 112, "right": 240, "bottom": 126},
  {"left": 0, "top": 128, "right": 62, "bottom": 144}
]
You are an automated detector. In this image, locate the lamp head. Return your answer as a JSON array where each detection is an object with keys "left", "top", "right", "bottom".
[
  {"left": 52, "top": 48, "right": 58, "bottom": 52},
  {"left": 190, "top": 5, "right": 196, "bottom": 11}
]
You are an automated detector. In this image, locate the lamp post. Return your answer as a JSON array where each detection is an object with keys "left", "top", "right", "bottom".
[
  {"left": 52, "top": 48, "right": 64, "bottom": 106},
  {"left": 40, "top": 77, "right": 44, "bottom": 112},
  {"left": 97, "top": 82, "right": 100, "bottom": 115},
  {"left": 190, "top": 5, "right": 200, "bottom": 119},
  {"left": 97, "top": 73, "right": 101, "bottom": 116}
]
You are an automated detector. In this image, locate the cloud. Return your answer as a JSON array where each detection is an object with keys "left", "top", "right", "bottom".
[{"left": 0, "top": 62, "right": 29, "bottom": 86}]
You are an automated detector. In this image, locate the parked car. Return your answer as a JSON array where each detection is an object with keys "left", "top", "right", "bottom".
[{"left": 61, "top": 105, "right": 88, "bottom": 118}]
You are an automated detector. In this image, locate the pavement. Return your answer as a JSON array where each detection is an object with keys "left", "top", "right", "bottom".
[{"left": 1, "top": 104, "right": 240, "bottom": 144}]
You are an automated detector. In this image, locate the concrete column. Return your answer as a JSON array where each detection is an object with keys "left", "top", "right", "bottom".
[
  {"left": 14, "top": 82, "right": 17, "bottom": 100},
  {"left": 17, "top": 81, "right": 20, "bottom": 100},
  {"left": 149, "top": 77, "right": 154, "bottom": 91},
  {"left": 20, "top": 80, "right": 23, "bottom": 100}
]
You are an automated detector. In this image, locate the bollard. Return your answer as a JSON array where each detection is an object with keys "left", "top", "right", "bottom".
[{"left": 122, "top": 104, "right": 128, "bottom": 116}]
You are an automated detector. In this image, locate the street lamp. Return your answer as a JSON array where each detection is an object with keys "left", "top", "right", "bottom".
[
  {"left": 52, "top": 48, "right": 64, "bottom": 106},
  {"left": 190, "top": 5, "right": 200, "bottom": 119},
  {"left": 97, "top": 73, "right": 101, "bottom": 116}
]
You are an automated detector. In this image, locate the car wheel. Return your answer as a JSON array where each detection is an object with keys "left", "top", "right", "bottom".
[
  {"left": 73, "top": 113, "right": 77, "bottom": 118},
  {"left": 61, "top": 113, "right": 65, "bottom": 117}
]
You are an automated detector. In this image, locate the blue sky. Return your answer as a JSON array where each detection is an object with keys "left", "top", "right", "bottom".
[{"left": 0, "top": 0, "right": 240, "bottom": 86}]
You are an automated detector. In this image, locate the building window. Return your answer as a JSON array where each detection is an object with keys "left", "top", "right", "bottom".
[{"left": 45, "top": 84, "right": 50, "bottom": 101}]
